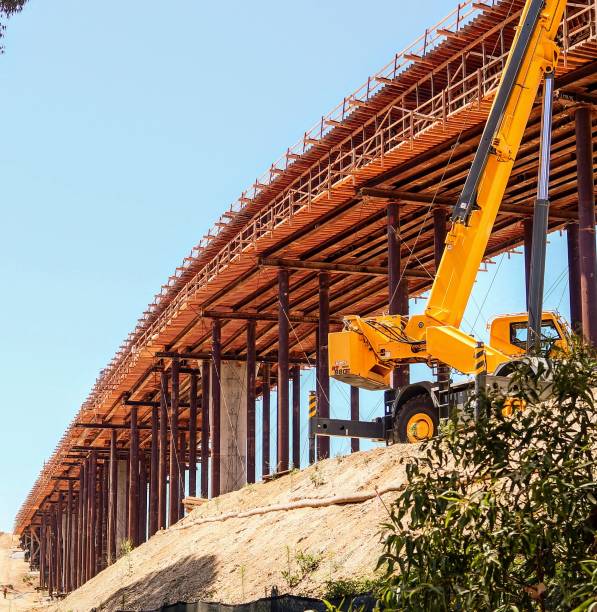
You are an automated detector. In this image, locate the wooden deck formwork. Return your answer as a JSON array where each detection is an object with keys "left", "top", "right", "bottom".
[{"left": 15, "top": 0, "right": 597, "bottom": 558}]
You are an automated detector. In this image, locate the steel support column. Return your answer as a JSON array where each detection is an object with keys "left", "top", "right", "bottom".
[
  {"left": 169, "top": 357, "right": 180, "bottom": 524},
  {"left": 277, "top": 269, "right": 290, "bottom": 472},
  {"left": 128, "top": 406, "right": 139, "bottom": 546},
  {"left": 261, "top": 363, "right": 271, "bottom": 477},
  {"left": 83, "top": 458, "right": 90, "bottom": 583},
  {"left": 88, "top": 451, "right": 97, "bottom": 579},
  {"left": 39, "top": 513, "right": 45, "bottom": 589},
  {"left": 178, "top": 431, "right": 186, "bottom": 517},
  {"left": 72, "top": 493, "right": 78, "bottom": 590},
  {"left": 138, "top": 452, "right": 147, "bottom": 543},
  {"left": 200, "top": 359, "right": 210, "bottom": 499},
  {"left": 77, "top": 463, "right": 85, "bottom": 587},
  {"left": 317, "top": 272, "right": 330, "bottom": 460},
  {"left": 65, "top": 481, "right": 72, "bottom": 592},
  {"left": 48, "top": 507, "right": 55, "bottom": 596},
  {"left": 107, "top": 429, "right": 117, "bottom": 564},
  {"left": 56, "top": 493, "right": 63, "bottom": 593},
  {"left": 575, "top": 105, "right": 597, "bottom": 345},
  {"left": 158, "top": 370, "right": 168, "bottom": 528},
  {"left": 211, "top": 320, "right": 222, "bottom": 497},
  {"left": 149, "top": 404, "right": 159, "bottom": 536},
  {"left": 350, "top": 386, "right": 360, "bottom": 453},
  {"left": 567, "top": 222, "right": 582, "bottom": 333},
  {"left": 96, "top": 463, "right": 104, "bottom": 571},
  {"left": 388, "top": 202, "right": 409, "bottom": 388},
  {"left": 246, "top": 321, "right": 256, "bottom": 483},
  {"left": 292, "top": 365, "right": 300, "bottom": 469}
]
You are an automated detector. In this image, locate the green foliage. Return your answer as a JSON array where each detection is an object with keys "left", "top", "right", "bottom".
[
  {"left": 281, "top": 546, "right": 323, "bottom": 591},
  {"left": 322, "top": 576, "right": 384, "bottom": 600},
  {"left": 377, "top": 343, "right": 597, "bottom": 611}
]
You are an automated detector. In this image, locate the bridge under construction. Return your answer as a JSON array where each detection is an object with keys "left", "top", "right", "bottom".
[{"left": 14, "top": 0, "right": 597, "bottom": 597}]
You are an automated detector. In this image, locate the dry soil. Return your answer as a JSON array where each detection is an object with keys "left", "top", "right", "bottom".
[{"left": 36, "top": 444, "right": 416, "bottom": 611}]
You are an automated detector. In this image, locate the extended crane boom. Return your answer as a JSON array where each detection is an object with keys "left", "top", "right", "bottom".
[{"left": 328, "top": 0, "right": 569, "bottom": 393}]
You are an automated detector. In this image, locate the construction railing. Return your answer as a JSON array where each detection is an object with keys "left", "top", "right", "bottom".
[{"left": 15, "top": 0, "right": 597, "bottom": 533}]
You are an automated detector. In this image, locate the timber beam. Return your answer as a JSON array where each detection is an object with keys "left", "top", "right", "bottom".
[
  {"left": 360, "top": 187, "right": 579, "bottom": 220},
  {"left": 199, "top": 308, "right": 342, "bottom": 324},
  {"left": 74, "top": 422, "right": 190, "bottom": 431},
  {"left": 258, "top": 256, "right": 428, "bottom": 279},
  {"left": 156, "top": 351, "right": 312, "bottom": 364}
]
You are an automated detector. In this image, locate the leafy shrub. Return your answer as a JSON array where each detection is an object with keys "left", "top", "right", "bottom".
[{"left": 376, "top": 343, "right": 597, "bottom": 611}]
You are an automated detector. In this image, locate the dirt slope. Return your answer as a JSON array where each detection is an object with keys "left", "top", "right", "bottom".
[
  {"left": 0, "top": 532, "right": 44, "bottom": 610},
  {"left": 41, "top": 445, "right": 416, "bottom": 612}
]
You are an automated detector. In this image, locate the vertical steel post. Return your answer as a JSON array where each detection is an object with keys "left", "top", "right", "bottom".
[
  {"left": 48, "top": 507, "right": 54, "bottom": 596},
  {"left": 473, "top": 341, "right": 487, "bottom": 420},
  {"left": 575, "top": 105, "right": 597, "bottom": 345},
  {"left": 101, "top": 461, "right": 108, "bottom": 569},
  {"left": 291, "top": 365, "right": 301, "bottom": 469},
  {"left": 169, "top": 357, "right": 180, "bottom": 524},
  {"left": 56, "top": 494, "right": 63, "bottom": 593},
  {"left": 278, "top": 269, "right": 290, "bottom": 472},
  {"left": 178, "top": 431, "right": 186, "bottom": 517},
  {"left": 107, "top": 429, "right": 117, "bottom": 564},
  {"left": 96, "top": 463, "right": 104, "bottom": 571},
  {"left": 567, "top": 222, "right": 583, "bottom": 333},
  {"left": 211, "top": 320, "right": 222, "bottom": 497},
  {"left": 317, "top": 272, "right": 330, "bottom": 460},
  {"left": 83, "top": 458, "right": 90, "bottom": 583},
  {"left": 72, "top": 495, "right": 78, "bottom": 589},
  {"left": 66, "top": 481, "right": 72, "bottom": 592},
  {"left": 246, "top": 321, "right": 257, "bottom": 483},
  {"left": 308, "top": 390, "right": 316, "bottom": 464},
  {"left": 39, "top": 513, "right": 45, "bottom": 589},
  {"left": 128, "top": 407, "right": 139, "bottom": 546},
  {"left": 138, "top": 452, "right": 147, "bottom": 543},
  {"left": 77, "top": 464, "right": 84, "bottom": 587},
  {"left": 188, "top": 372, "right": 198, "bottom": 497},
  {"left": 158, "top": 370, "right": 168, "bottom": 528},
  {"left": 350, "top": 386, "right": 360, "bottom": 453},
  {"left": 149, "top": 404, "right": 159, "bottom": 536},
  {"left": 88, "top": 451, "right": 97, "bottom": 579},
  {"left": 200, "top": 360, "right": 210, "bottom": 498},
  {"left": 388, "top": 202, "right": 409, "bottom": 388},
  {"left": 261, "top": 363, "right": 271, "bottom": 477}
]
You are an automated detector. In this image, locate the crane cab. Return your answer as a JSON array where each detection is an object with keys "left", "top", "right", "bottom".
[{"left": 487, "top": 311, "right": 569, "bottom": 357}]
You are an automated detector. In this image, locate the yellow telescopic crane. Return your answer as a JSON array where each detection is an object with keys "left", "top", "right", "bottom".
[{"left": 317, "top": 0, "right": 570, "bottom": 444}]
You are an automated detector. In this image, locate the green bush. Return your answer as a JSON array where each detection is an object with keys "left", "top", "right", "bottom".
[{"left": 376, "top": 343, "right": 597, "bottom": 611}]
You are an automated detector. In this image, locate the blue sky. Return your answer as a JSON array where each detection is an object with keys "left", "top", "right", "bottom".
[{"left": 0, "top": 1, "right": 573, "bottom": 532}]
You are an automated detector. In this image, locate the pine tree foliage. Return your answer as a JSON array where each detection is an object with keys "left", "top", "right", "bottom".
[
  {"left": 378, "top": 343, "right": 597, "bottom": 611},
  {"left": 0, "top": 0, "right": 27, "bottom": 52}
]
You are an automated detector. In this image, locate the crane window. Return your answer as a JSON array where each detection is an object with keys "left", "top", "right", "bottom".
[{"left": 510, "top": 320, "right": 560, "bottom": 350}]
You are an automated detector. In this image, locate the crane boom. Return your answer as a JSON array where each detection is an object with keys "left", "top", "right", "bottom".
[
  {"left": 329, "top": 0, "right": 569, "bottom": 390},
  {"left": 426, "top": 0, "right": 565, "bottom": 329}
]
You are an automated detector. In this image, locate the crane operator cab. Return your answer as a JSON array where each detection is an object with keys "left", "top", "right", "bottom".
[{"left": 488, "top": 311, "right": 569, "bottom": 358}]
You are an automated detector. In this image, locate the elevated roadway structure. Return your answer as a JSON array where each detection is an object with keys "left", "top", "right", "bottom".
[{"left": 14, "top": 0, "right": 597, "bottom": 596}]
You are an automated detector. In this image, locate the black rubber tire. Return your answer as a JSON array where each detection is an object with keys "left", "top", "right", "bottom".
[{"left": 393, "top": 393, "right": 439, "bottom": 444}]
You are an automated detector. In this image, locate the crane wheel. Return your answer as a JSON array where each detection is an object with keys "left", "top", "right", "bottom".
[{"left": 393, "top": 393, "right": 439, "bottom": 444}]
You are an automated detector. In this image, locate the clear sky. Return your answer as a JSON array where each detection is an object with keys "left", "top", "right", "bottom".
[{"left": 0, "top": 1, "right": 573, "bottom": 532}]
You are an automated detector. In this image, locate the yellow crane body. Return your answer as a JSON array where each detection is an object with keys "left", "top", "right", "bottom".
[{"left": 329, "top": 0, "right": 569, "bottom": 391}]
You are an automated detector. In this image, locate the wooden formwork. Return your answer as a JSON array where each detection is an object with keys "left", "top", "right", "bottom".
[{"left": 16, "top": 0, "right": 597, "bottom": 535}]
